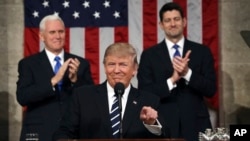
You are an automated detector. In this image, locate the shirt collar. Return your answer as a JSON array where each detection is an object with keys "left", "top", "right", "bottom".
[
  {"left": 107, "top": 81, "right": 130, "bottom": 99},
  {"left": 45, "top": 48, "right": 64, "bottom": 63},
  {"left": 165, "top": 36, "right": 185, "bottom": 50}
]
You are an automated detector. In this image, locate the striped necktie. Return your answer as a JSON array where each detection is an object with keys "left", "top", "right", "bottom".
[
  {"left": 54, "top": 56, "right": 62, "bottom": 91},
  {"left": 110, "top": 97, "right": 120, "bottom": 138}
]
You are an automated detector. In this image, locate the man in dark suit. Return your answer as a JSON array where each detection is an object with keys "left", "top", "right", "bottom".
[
  {"left": 53, "top": 43, "right": 168, "bottom": 140},
  {"left": 137, "top": 2, "right": 217, "bottom": 141},
  {"left": 16, "top": 15, "right": 94, "bottom": 141}
]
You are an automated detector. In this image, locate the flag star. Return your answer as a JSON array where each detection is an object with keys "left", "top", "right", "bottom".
[
  {"left": 113, "top": 11, "right": 120, "bottom": 19},
  {"left": 53, "top": 12, "right": 59, "bottom": 17},
  {"left": 103, "top": 1, "right": 110, "bottom": 8},
  {"left": 82, "top": 1, "right": 90, "bottom": 8},
  {"left": 73, "top": 11, "right": 80, "bottom": 19},
  {"left": 93, "top": 11, "right": 100, "bottom": 19},
  {"left": 62, "top": 1, "right": 70, "bottom": 8},
  {"left": 32, "top": 11, "right": 39, "bottom": 18},
  {"left": 42, "top": 0, "right": 49, "bottom": 8}
]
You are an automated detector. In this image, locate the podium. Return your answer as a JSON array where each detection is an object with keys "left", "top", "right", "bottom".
[{"left": 58, "top": 139, "right": 185, "bottom": 141}]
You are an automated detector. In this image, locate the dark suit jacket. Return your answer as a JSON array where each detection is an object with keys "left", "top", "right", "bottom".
[
  {"left": 16, "top": 50, "right": 94, "bottom": 141},
  {"left": 137, "top": 39, "right": 217, "bottom": 141},
  {"left": 53, "top": 82, "right": 169, "bottom": 140}
]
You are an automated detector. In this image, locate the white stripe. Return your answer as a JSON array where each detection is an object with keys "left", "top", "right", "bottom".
[
  {"left": 157, "top": 0, "right": 173, "bottom": 43},
  {"left": 99, "top": 28, "right": 114, "bottom": 83},
  {"left": 111, "top": 107, "right": 119, "bottom": 114},
  {"left": 70, "top": 28, "right": 85, "bottom": 57},
  {"left": 113, "top": 130, "right": 119, "bottom": 135},
  {"left": 129, "top": 0, "right": 143, "bottom": 56},
  {"left": 112, "top": 121, "right": 120, "bottom": 128},
  {"left": 111, "top": 114, "right": 120, "bottom": 121},
  {"left": 187, "top": 0, "right": 202, "bottom": 43},
  {"left": 128, "top": 0, "right": 143, "bottom": 88}
]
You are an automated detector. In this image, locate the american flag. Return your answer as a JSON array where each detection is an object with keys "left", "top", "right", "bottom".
[{"left": 24, "top": 0, "right": 219, "bottom": 109}]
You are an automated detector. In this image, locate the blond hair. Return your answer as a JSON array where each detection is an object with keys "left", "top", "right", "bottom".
[{"left": 103, "top": 42, "right": 138, "bottom": 65}]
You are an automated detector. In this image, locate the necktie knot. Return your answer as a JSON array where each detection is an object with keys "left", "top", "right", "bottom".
[
  {"left": 54, "top": 56, "right": 61, "bottom": 62},
  {"left": 173, "top": 44, "right": 179, "bottom": 50},
  {"left": 173, "top": 44, "right": 181, "bottom": 57}
]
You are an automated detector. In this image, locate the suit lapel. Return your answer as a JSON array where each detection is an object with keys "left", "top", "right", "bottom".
[
  {"left": 183, "top": 39, "right": 192, "bottom": 58},
  {"left": 156, "top": 40, "right": 174, "bottom": 71},
  {"left": 122, "top": 87, "right": 141, "bottom": 135},
  {"left": 38, "top": 50, "right": 55, "bottom": 78},
  {"left": 95, "top": 82, "right": 114, "bottom": 137}
]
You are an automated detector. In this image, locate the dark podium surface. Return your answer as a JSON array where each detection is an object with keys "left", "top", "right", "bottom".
[{"left": 58, "top": 139, "right": 185, "bottom": 141}]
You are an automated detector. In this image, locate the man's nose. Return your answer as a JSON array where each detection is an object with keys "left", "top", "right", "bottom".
[
  {"left": 170, "top": 20, "right": 176, "bottom": 26},
  {"left": 114, "top": 65, "right": 120, "bottom": 73}
]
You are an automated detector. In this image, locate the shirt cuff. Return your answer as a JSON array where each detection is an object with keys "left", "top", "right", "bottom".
[
  {"left": 167, "top": 78, "right": 177, "bottom": 91},
  {"left": 143, "top": 119, "right": 162, "bottom": 135},
  {"left": 183, "top": 68, "right": 192, "bottom": 83}
]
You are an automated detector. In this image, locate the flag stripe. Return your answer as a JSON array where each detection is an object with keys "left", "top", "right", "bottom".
[
  {"left": 128, "top": 0, "right": 143, "bottom": 59},
  {"left": 143, "top": 0, "right": 157, "bottom": 50},
  {"left": 70, "top": 28, "right": 85, "bottom": 57},
  {"left": 64, "top": 28, "right": 70, "bottom": 53},
  {"left": 202, "top": 0, "right": 219, "bottom": 109},
  {"left": 115, "top": 27, "right": 128, "bottom": 42},
  {"left": 99, "top": 28, "right": 114, "bottom": 83},
  {"left": 24, "top": 28, "right": 39, "bottom": 57},
  {"left": 85, "top": 27, "right": 100, "bottom": 84},
  {"left": 187, "top": 0, "right": 202, "bottom": 43}
]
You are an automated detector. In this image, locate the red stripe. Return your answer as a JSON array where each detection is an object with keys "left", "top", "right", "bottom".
[
  {"left": 24, "top": 28, "right": 39, "bottom": 57},
  {"left": 202, "top": 0, "right": 219, "bottom": 110},
  {"left": 85, "top": 27, "right": 100, "bottom": 84},
  {"left": 173, "top": 0, "right": 187, "bottom": 36},
  {"left": 64, "top": 28, "right": 70, "bottom": 53},
  {"left": 115, "top": 26, "right": 128, "bottom": 42},
  {"left": 143, "top": 0, "right": 157, "bottom": 50}
]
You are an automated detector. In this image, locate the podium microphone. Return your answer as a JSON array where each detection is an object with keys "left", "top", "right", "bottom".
[{"left": 114, "top": 82, "right": 125, "bottom": 139}]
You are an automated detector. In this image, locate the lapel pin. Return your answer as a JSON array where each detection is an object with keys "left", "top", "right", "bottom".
[{"left": 133, "top": 101, "right": 137, "bottom": 105}]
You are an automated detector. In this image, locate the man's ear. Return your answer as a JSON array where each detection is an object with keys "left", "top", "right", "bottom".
[
  {"left": 132, "top": 64, "right": 138, "bottom": 76},
  {"left": 159, "top": 21, "right": 164, "bottom": 30},
  {"left": 183, "top": 17, "right": 187, "bottom": 28},
  {"left": 39, "top": 32, "right": 44, "bottom": 41}
]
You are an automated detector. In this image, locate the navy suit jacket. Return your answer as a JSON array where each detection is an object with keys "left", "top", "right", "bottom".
[
  {"left": 137, "top": 39, "right": 217, "bottom": 141},
  {"left": 53, "top": 82, "right": 169, "bottom": 140},
  {"left": 16, "top": 50, "right": 94, "bottom": 141}
]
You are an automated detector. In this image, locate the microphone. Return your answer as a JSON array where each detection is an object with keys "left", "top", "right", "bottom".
[{"left": 114, "top": 82, "right": 125, "bottom": 139}]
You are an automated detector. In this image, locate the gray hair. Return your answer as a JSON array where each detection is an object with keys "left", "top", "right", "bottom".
[
  {"left": 39, "top": 14, "right": 65, "bottom": 32},
  {"left": 103, "top": 42, "right": 138, "bottom": 65}
]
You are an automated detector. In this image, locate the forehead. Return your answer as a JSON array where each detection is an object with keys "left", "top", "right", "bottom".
[
  {"left": 163, "top": 10, "right": 182, "bottom": 18},
  {"left": 45, "top": 20, "right": 64, "bottom": 30},
  {"left": 105, "top": 55, "right": 133, "bottom": 62}
]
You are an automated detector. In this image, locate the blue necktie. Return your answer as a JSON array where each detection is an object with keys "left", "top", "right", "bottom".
[
  {"left": 54, "top": 56, "right": 62, "bottom": 91},
  {"left": 173, "top": 44, "right": 181, "bottom": 57},
  {"left": 110, "top": 97, "right": 120, "bottom": 138}
]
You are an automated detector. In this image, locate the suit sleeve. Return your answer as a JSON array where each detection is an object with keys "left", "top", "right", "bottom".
[
  {"left": 16, "top": 59, "right": 56, "bottom": 106},
  {"left": 188, "top": 46, "right": 217, "bottom": 98},
  {"left": 137, "top": 51, "right": 172, "bottom": 99}
]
